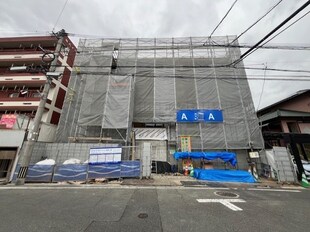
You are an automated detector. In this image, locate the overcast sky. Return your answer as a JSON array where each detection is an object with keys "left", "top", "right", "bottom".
[{"left": 1, "top": 0, "right": 309, "bottom": 110}]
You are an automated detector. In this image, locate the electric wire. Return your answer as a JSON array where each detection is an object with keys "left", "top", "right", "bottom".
[
  {"left": 52, "top": 0, "right": 70, "bottom": 32},
  {"left": 209, "top": 0, "right": 238, "bottom": 37},
  {"left": 51, "top": 64, "right": 310, "bottom": 74},
  {"left": 66, "top": 72, "right": 310, "bottom": 82},
  {"left": 256, "top": 63, "right": 267, "bottom": 111},
  {"left": 232, "top": 0, "right": 310, "bottom": 66},
  {"left": 0, "top": 30, "right": 50, "bottom": 37},
  {"left": 238, "top": 0, "right": 310, "bottom": 60},
  {"left": 66, "top": 32, "right": 310, "bottom": 51},
  {"left": 230, "top": 0, "right": 283, "bottom": 44},
  {"left": 74, "top": 43, "right": 310, "bottom": 51},
  {"left": 236, "top": 9, "right": 310, "bottom": 64},
  {"left": 49, "top": 49, "right": 310, "bottom": 73}
]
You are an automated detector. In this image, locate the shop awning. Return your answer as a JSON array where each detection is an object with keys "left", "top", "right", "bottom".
[{"left": 174, "top": 151, "right": 237, "bottom": 166}]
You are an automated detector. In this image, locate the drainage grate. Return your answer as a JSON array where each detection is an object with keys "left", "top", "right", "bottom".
[
  {"left": 214, "top": 191, "right": 239, "bottom": 198},
  {"left": 138, "top": 213, "right": 148, "bottom": 219}
]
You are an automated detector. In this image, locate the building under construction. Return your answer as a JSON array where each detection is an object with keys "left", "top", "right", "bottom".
[{"left": 54, "top": 36, "right": 263, "bottom": 169}]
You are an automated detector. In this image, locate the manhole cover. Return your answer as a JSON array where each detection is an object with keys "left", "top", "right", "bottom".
[
  {"left": 214, "top": 191, "right": 239, "bottom": 198},
  {"left": 138, "top": 213, "right": 148, "bottom": 219}
]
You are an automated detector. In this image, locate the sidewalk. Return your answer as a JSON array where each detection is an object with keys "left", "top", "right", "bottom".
[
  {"left": 122, "top": 174, "right": 303, "bottom": 189},
  {"left": 0, "top": 174, "right": 304, "bottom": 189}
]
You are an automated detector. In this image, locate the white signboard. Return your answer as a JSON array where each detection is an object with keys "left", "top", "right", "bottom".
[
  {"left": 89, "top": 146, "right": 122, "bottom": 164},
  {"left": 249, "top": 151, "right": 259, "bottom": 158}
]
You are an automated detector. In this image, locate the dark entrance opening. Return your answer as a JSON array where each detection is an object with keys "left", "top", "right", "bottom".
[{"left": 0, "top": 148, "right": 17, "bottom": 181}]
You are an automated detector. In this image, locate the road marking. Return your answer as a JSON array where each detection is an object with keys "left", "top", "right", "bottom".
[
  {"left": 279, "top": 186, "right": 304, "bottom": 190},
  {"left": 0, "top": 185, "right": 302, "bottom": 192},
  {"left": 197, "top": 199, "right": 246, "bottom": 211},
  {"left": 247, "top": 188, "right": 301, "bottom": 193},
  {"left": 0, "top": 185, "right": 230, "bottom": 190}
]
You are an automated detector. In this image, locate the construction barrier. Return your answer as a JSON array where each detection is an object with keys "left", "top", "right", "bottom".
[
  {"left": 88, "top": 163, "right": 121, "bottom": 179},
  {"left": 12, "top": 161, "right": 141, "bottom": 183},
  {"left": 120, "top": 161, "right": 140, "bottom": 177},
  {"left": 13, "top": 164, "right": 54, "bottom": 183},
  {"left": 53, "top": 164, "right": 88, "bottom": 182}
]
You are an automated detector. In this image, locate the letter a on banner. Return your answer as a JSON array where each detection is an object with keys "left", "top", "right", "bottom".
[
  {"left": 181, "top": 113, "right": 188, "bottom": 120},
  {"left": 208, "top": 113, "right": 215, "bottom": 120}
]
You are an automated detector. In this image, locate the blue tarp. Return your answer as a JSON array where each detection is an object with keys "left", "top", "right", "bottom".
[
  {"left": 194, "top": 169, "right": 256, "bottom": 183},
  {"left": 174, "top": 151, "right": 237, "bottom": 166}
]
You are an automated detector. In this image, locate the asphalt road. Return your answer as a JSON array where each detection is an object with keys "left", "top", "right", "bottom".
[{"left": 0, "top": 186, "right": 309, "bottom": 232}]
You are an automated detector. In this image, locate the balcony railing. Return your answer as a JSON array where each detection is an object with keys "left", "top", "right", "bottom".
[
  {"left": 0, "top": 99, "right": 40, "bottom": 111},
  {"left": 0, "top": 74, "right": 46, "bottom": 87}
]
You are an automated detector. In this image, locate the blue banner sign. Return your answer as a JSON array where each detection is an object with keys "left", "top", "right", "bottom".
[{"left": 176, "top": 109, "right": 223, "bottom": 123}]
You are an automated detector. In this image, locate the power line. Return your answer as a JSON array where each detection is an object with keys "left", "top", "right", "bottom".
[
  {"left": 233, "top": 0, "right": 310, "bottom": 65},
  {"left": 67, "top": 71, "right": 310, "bottom": 82},
  {"left": 209, "top": 0, "right": 238, "bottom": 37},
  {"left": 52, "top": 0, "right": 70, "bottom": 32},
  {"left": 0, "top": 31, "right": 50, "bottom": 37},
  {"left": 242, "top": 66, "right": 310, "bottom": 73},
  {"left": 256, "top": 63, "right": 267, "bottom": 111},
  {"left": 207, "top": 43, "right": 310, "bottom": 50},
  {"left": 74, "top": 43, "right": 310, "bottom": 51},
  {"left": 53, "top": 64, "right": 310, "bottom": 74},
  {"left": 246, "top": 60, "right": 310, "bottom": 64},
  {"left": 230, "top": 0, "right": 283, "bottom": 44},
  {"left": 239, "top": 9, "right": 310, "bottom": 62},
  {"left": 66, "top": 31, "right": 310, "bottom": 51}
]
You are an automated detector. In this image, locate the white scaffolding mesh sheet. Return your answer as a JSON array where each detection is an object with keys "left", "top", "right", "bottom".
[
  {"left": 102, "top": 75, "right": 134, "bottom": 129},
  {"left": 56, "top": 36, "right": 263, "bottom": 149}
]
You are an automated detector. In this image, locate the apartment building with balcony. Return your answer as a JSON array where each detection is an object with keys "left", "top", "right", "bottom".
[{"left": 0, "top": 35, "right": 76, "bottom": 182}]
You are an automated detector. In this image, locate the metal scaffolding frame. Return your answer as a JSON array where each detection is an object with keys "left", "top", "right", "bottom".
[{"left": 56, "top": 36, "right": 263, "bottom": 150}]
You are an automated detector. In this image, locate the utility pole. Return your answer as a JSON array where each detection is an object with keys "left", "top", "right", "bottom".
[{"left": 15, "top": 29, "right": 67, "bottom": 185}]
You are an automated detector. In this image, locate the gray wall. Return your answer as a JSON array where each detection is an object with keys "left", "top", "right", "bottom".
[
  {"left": 22, "top": 142, "right": 120, "bottom": 164},
  {"left": 0, "top": 130, "right": 25, "bottom": 147}
]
